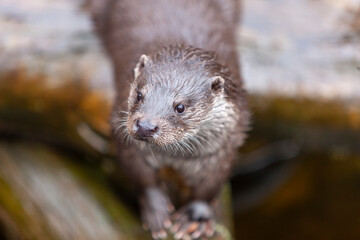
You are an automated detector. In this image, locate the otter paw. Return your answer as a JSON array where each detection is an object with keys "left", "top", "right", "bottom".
[
  {"left": 141, "top": 188, "right": 175, "bottom": 239},
  {"left": 171, "top": 201, "right": 215, "bottom": 239}
]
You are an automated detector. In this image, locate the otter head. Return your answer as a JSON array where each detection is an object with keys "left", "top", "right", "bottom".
[{"left": 123, "top": 45, "right": 241, "bottom": 157}]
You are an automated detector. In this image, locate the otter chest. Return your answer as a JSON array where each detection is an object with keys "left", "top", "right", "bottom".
[
  {"left": 146, "top": 152, "right": 218, "bottom": 184},
  {"left": 157, "top": 166, "right": 192, "bottom": 205}
]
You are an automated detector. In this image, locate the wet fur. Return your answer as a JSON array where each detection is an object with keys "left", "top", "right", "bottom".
[{"left": 91, "top": 0, "right": 250, "bottom": 238}]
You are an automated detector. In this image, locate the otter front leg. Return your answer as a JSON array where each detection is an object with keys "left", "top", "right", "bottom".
[
  {"left": 170, "top": 181, "right": 222, "bottom": 239},
  {"left": 171, "top": 201, "right": 215, "bottom": 239},
  {"left": 140, "top": 187, "right": 174, "bottom": 239},
  {"left": 117, "top": 145, "right": 174, "bottom": 239},
  {"left": 170, "top": 153, "right": 234, "bottom": 239}
]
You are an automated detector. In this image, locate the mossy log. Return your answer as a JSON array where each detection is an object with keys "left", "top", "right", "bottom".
[
  {"left": 0, "top": 142, "right": 145, "bottom": 240},
  {"left": 0, "top": 142, "right": 233, "bottom": 240}
]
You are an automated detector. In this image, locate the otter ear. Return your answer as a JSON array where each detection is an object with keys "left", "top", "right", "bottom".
[
  {"left": 211, "top": 76, "right": 225, "bottom": 93},
  {"left": 134, "top": 54, "right": 151, "bottom": 79}
]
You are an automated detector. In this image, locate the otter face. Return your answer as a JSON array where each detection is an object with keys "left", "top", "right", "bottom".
[{"left": 123, "top": 46, "right": 237, "bottom": 156}]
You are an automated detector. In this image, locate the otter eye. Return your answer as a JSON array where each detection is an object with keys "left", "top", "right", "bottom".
[
  {"left": 175, "top": 103, "right": 185, "bottom": 113},
  {"left": 136, "top": 92, "right": 143, "bottom": 102}
]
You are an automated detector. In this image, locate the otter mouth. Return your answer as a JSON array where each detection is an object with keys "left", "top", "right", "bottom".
[
  {"left": 133, "top": 134, "right": 155, "bottom": 143},
  {"left": 130, "top": 130, "right": 200, "bottom": 157},
  {"left": 126, "top": 117, "right": 185, "bottom": 150},
  {"left": 134, "top": 135, "right": 171, "bottom": 149},
  {"left": 131, "top": 131, "right": 173, "bottom": 149},
  {"left": 129, "top": 128, "right": 161, "bottom": 145}
]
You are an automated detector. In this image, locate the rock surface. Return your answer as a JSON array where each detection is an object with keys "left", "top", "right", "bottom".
[{"left": 0, "top": 0, "right": 359, "bottom": 100}]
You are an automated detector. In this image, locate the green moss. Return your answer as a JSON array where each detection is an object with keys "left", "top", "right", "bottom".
[
  {"left": 64, "top": 162, "right": 144, "bottom": 238},
  {"left": 0, "top": 169, "right": 56, "bottom": 240},
  {"left": 0, "top": 177, "right": 25, "bottom": 229}
]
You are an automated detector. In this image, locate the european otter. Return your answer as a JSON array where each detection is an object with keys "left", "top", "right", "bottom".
[{"left": 90, "top": 0, "right": 250, "bottom": 239}]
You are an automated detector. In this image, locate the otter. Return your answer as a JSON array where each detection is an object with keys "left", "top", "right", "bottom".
[{"left": 90, "top": 0, "right": 250, "bottom": 239}]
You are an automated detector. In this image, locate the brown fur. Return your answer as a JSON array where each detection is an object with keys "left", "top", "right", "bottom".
[{"left": 91, "top": 0, "right": 250, "bottom": 238}]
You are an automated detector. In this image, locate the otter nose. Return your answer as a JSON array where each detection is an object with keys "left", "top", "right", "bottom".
[{"left": 136, "top": 119, "right": 159, "bottom": 137}]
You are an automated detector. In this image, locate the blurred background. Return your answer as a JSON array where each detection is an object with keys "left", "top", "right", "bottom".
[{"left": 0, "top": 0, "right": 359, "bottom": 239}]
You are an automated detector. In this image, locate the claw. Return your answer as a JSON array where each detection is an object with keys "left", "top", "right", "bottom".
[
  {"left": 164, "top": 219, "right": 172, "bottom": 229},
  {"left": 171, "top": 223, "right": 181, "bottom": 233},
  {"left": 187, "top": 222, "right": 199, "bottom": 233},
  {"left": 158, "top": 230, "right": 167, "bottom": 239},
  {"left": 174, "top": 230, "right": 185, "bottom": 239},
  {"left": 191, "top": 230, "right": 201, "bottom": 239},
  {"left": 151, "top": 232, "right": 158, "bottom": 239}
]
